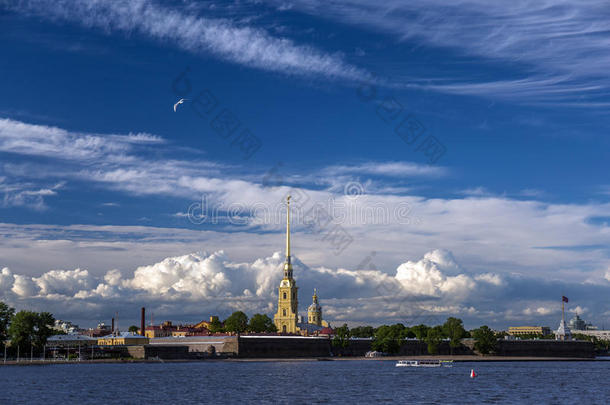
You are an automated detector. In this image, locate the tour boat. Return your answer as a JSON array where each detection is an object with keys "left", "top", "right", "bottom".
[{"left": 395, "top": 359, "right": 452, "bottom": 367}]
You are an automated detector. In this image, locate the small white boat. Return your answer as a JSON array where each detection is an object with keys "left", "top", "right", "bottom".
[{"left": 396, "top": 360, "right": 452, "bottom": 367}]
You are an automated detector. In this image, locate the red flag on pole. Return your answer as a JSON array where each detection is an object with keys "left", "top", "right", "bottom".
[{"left": 562, "top": 296, "right": 569, "bottom": 303}]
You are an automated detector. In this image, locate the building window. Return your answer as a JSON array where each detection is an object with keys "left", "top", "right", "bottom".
[
  {"left": 282, "top": 325, "right": 286, "bottom": 333},
  {"left": 283, "top": 309, "right": 286, "bottom": 316},
  {"left": 283, "top": 292, "right": 287, "bottom": 299}
]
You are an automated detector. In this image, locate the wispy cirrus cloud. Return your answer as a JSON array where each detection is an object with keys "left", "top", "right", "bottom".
[
  {"left": 323, "top": 161, "right": 447, "bottom": 179},
  {"left": 271, "top": 0, "right": 610, "bottom": 104},
  {"left": 0, "top": 118, "right": 443, "bottom": 207},
  {"left": 0, "top": 118, "right": 162, "bottom": 162},
  {"left": 0, "top": 176, "right": 64, "bottom": 211},
  {"left": 0, "top": 117, "right": 229, "bottom": 202},
  {"left": 6, "top": 0, "right": 369, "bottom": 82}
]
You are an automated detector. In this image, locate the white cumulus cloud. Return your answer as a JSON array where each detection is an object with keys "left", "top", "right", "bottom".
[
  {"left": 0, "top": 247, "right": 608, "bottom": 328},
  {"left": 34, "top": 268, "right": 93, "bottom": 296},
  {"left": 395, "top": 249, "right": 476, "bottom": 299},
  {"left": 523, "top": 306, "right": 554, "bottom": 316},
  {"left": 11, "top": 274, "right": 39, "bottom": 297}
]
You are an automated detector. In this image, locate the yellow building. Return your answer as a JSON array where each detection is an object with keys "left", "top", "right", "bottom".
[
  {"left": 274, "top": 196, "right": 299, "bottom": 334},
  {"left": 97, "top": 331, "right": 149, "bottom": 346},
  {"left": 508, "top": 326, "right": 551, "bottom": 336},
  {"left": 194, "top": 316, "right": 220, "bottom": 330},
  {"left": 144, "top": 321, "right": 176, "bottom": 338}
]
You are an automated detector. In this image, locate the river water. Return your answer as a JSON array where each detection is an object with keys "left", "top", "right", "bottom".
[{"left": 1, "top": 360, "right": 609, "bottom": 404}]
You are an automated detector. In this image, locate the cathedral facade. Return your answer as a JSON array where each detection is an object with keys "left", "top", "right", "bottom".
[{"left": 273, "top": 196, "right": 328, "bottom": 334}]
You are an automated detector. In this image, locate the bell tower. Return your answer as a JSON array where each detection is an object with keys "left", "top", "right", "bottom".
[
  {"left": 308, "top": 289, "right": 322, "bottom": 326},
  {"left": 273, "top": 196, "right": 299, "bottom": 333}
]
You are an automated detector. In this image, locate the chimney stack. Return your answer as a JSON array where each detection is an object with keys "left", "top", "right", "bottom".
[
  {"left": 111, "top": 317, "right": 115, "bottom": 333},
  {"left": 141, "top": 307, "right": 146, "bottom": 337}
]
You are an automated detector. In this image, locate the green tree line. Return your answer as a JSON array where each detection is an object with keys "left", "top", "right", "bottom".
[
  {"left": 211, "top": 311, "right": 277, "bottom": 334},
  {"left": 0, "top": 301, "right": 58, "bottom": 356},
  {"left": 332, "top": 317, "right": 501, "bottom": 355}
]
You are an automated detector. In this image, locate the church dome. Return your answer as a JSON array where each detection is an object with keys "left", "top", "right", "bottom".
[{"left": 308, "top": 288, "right": 321, "bottom": 313}]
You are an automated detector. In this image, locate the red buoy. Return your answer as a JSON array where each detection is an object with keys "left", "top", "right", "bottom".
[{"left": 470, "top": 369, "right": 476, "bottom": 378}]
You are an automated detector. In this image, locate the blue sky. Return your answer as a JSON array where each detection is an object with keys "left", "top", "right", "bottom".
[{"left": 1, "top": 0, "right": 610, "bottom": 329}]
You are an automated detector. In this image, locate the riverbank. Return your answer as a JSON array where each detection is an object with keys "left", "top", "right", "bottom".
[
  {"left": 227, "top": 355, "right": 597, "bottom": 362},
  {"left": 0, "top": 355, "right": 601, "bottom": 365}
]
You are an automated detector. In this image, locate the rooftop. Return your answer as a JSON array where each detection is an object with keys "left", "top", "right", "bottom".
[
  {"left": 48, "top": 334, "right": 97, "bottom": 342},
  {"left": 99, "top": 331, "right": 146, "bottom": 339}
]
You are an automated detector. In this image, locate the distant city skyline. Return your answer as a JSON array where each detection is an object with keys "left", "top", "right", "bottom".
[{"left": 1, "top": 1, "right": 610, "bottom": 329}]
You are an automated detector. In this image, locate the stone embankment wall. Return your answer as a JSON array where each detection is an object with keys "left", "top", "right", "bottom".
[
  {"left": 100, "top": 337, "right": 595, "bottom": 359},
  {"left": 238, "top": 337, "right": 594, "bottom": 358},
  {"left": 127, "top": 345, "right": 189, "bottom": 360},
  {"left": 495, "top": 339, "right": 595, "bottom": 358},
  {"left": 148, "top": 336, "right": 239, "bottom": 356},
  {"left": 238, "top": 336, "right": 331, "bottom": 358}
]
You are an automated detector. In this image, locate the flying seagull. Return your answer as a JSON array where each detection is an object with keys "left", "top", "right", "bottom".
[{"left": 173, "top": 98, "right": 187, "bottom": 112}]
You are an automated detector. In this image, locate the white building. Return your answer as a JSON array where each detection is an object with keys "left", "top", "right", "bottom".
[
  {"left": 54, "top": 319, "right": 79, "bottom": 334},
  {"left": 572, "top": 330, "right": 610, "bottom": 340}
]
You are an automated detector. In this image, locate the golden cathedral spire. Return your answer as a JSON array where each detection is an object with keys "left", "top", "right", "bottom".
[
  {"left": 274, "top": 195, "right": 299, "bottom": 333},
  {"left": 286, "top": 195, "right": 291, "bottom": 263},
  {"left": 283, "top": 195, "right": 293, "bottom": 279}
]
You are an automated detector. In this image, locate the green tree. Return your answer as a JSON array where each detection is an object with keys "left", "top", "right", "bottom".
[
  {"left": 443, "top": 317, "right": 467, "bottom": 354},
  {"left": 371, "top": 336, "right": 400, "bottom": 354},
  {"left": 34, "top": 312, "right": 55, "bottom": 349},
  {"left": 350, "top": 326, "right": 375, "bottom": 338},
  {"left": 9, "top": 311, "right": 55, "bottom": 355},
  {"left": 224, "top": 311, "right": 249, "bottom": 334},
  {"left": 247, "top": 314, "right": 277, "bottom": 333},
  {"left": 0, "top": 301, "right": 15, "bottom": 348},
  {"left": 410, "top": 324, "right": 430, "bottom": 340},
  {"left": 332, "top": 324, "right": 350, "bottom": 349},
  {"left": 389, "top": 323, "right": 407, "bottom": 339},
  {"left": 402, "top": 327, "right": 416, "bottom": 339},
  {"left": 372, "top": 326, "right": 390, "bottom": 352},
  {"left": 128, "top": 325, "right": 140, "bottom": 333},
  {"left": 425, "top": 328, "right": 442, "bottom": 354},
  {"left": 208, "top": 318, "right": 224, "bottom": 333},
  {"left": 472, "top": 325, "right": 497, "bottom": 354},
  {"left": 371, "top": 324, "right": 404, "bottom": 354}
]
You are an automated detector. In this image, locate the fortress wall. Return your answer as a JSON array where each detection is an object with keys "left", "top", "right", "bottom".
[
  {"left": 495, "top": 340, "right": 595, "bottom": 358},
  {"left": 149, "top": 336, "right": 239, "bottom": 355},
  {"left": 238, "top": 336, "right": 331, "bottom": 358},
  {"left": 332, "top": 339, "right": 371, "bottom": 356},
  {"left": 126, "top": 345, "right": 190, "bottom": 360},
  {"left": 119, "top": 337, "right": 595, "bottom": 359},
  {"left": 398, "top": 341, "right": 474, "bottom": 355}
]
